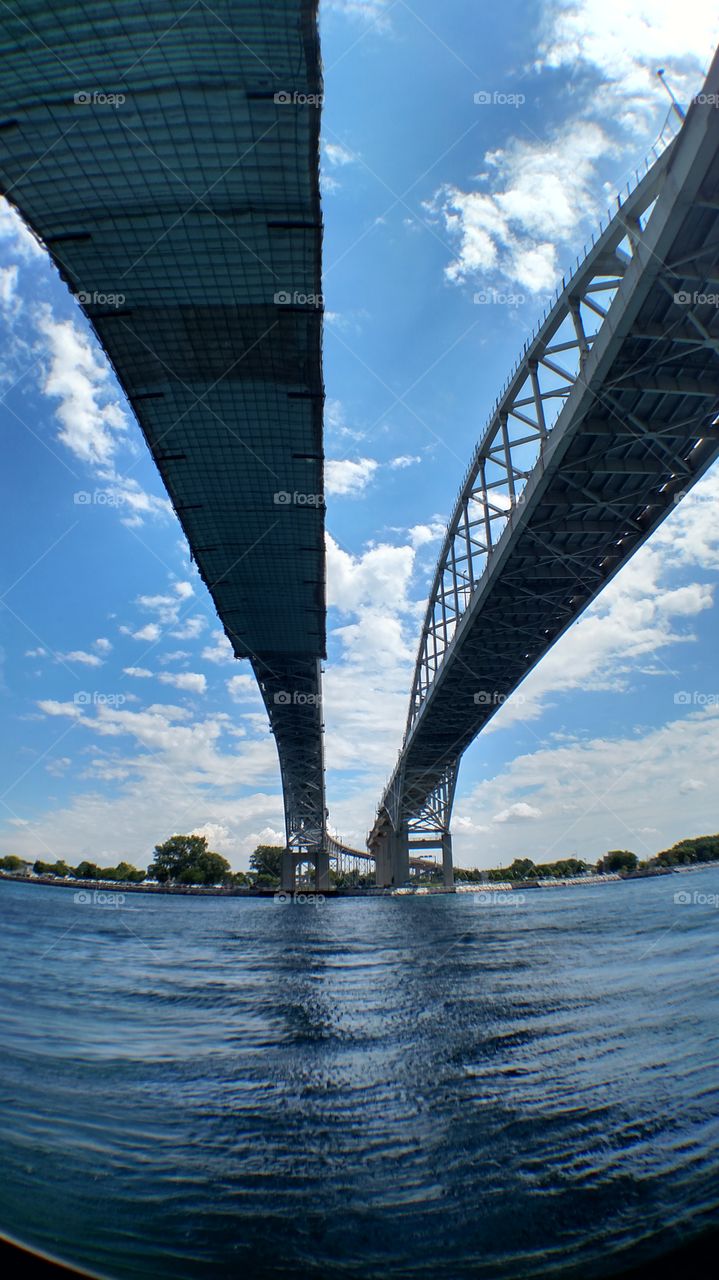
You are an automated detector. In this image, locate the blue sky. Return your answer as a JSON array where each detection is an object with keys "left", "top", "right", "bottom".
[{"left": 1, "top": 0, "right": 719, "bottom": 871}]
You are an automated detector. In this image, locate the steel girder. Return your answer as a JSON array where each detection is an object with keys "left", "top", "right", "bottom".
[
  {"left": 370, "top": 51, "right": 719, "bottom": 850},
  {"left": 0, "top": 1, "right": 328, "bottom": 871}
]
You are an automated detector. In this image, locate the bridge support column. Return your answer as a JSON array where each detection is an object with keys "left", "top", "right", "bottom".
[
  {"left": 281, "top": 847, "right": 330, "bottom": 893},
  {"left": 281, "top": 848, "right": 297, "bottom": 892},
  {"left": 441, "top": 832, "right": 454, "bottom": 888},
  {"left": 314, "top": 847, "right": 330, "bottom": 893},
  {"left": 373, "top": 833, "right": 391, "bottom": 888},
  {"left": 389, "top": 824, "right": 410, "bottom": 886}
]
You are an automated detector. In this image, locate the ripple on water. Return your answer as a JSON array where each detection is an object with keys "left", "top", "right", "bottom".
[{"left": 0, "top": 875, "right": 718, "bottom": 1279}]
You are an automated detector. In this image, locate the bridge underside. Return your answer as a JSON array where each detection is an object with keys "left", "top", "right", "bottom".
[
  {"left": 371, "top": 55, "right": 719, "bottom": 875},
  {"left": 0, "top": 0, "right": 328, "bottom": 884}
]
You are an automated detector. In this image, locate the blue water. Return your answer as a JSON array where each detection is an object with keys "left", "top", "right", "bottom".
[{"left": 0, "top": 872, "right": 718, "bottom": 1279}]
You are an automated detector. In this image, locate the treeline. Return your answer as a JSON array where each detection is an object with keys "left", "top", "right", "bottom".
[
  {"left": 653, "top": 833, "right": 719, "bottom": 866},
  {"left": 3, "top": 832, "right": 718, "bottom": 890},
  {"left": 454, "top": 835, "right": 719, "bottom": 883},
  {"left": 455, "top": 857, "right": 591, "bottom": 883},
  {"left": 0, "top": 855, "right": 147, "bottom": 882}
]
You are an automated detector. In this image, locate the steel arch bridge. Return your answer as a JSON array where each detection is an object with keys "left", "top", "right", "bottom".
[
  {"left": 369, "top": 57, "right": 719, "bottom": 885},
  {"left": 0, "top": 0, "right": 329, "bottom": 889}
]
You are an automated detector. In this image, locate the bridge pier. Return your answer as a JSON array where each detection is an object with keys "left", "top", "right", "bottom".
[
  {"left": 281, "top": 847, "right": 295, "bottom": 892},
  {"left": 370, "top": 826, "right": 409, "bottom": 887},
  {"left": 314, "top": 848, "right": 330, "bottom": 893},
  {"left": 441, "top": 832, "right": 454, "bottom": 889},
  {"left": 372, "top": 831, "right": 391, "bottom": 888},
  {"left": 281, "top": 847, "right": 330, "bottom": 893},
  {"left": 389, "top": 823, "right": 410, "bottom": 886}
]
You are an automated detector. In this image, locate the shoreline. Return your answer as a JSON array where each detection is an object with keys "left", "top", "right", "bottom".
[{"left": 1, "top": 863, "right": 714, "bottom": 900}]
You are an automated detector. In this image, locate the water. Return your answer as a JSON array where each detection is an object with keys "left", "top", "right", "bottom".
[{"left": 0, "top": 872, "right": 718, "bottom": 1280}]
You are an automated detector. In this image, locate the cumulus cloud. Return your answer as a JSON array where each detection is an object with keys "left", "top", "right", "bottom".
[
  {"left": 58, "top": 649, "right": 103, "bottom": 667},
  {"left": 0, "top": 264, "right": 19, "bottom": 311},
  {"left": 36, "top": 307, "right": 129, "bottom": 465},
  {"left": 493, "top": 802, "right": 542, "bottom": 824},
  {"left": 428, "top": 0, "right": 719, "bottom": 294},
  {"left": 21, "top": 698, "right": 283, "bottom": 867},
  {"left": 202, "top": 630, "right": 235, "bottom": 665},
  {"left": 132, "top": 623, "right": 160, "bottom": 643},
  {"left": 172, "top": 616, "right": 207, "bottom": 640},
  {"left": 327, "top": 533, "right": 415, "bottom": 615},
  {"left": 325, "top": 457, "right": 379, "bottom": 496},
  {"left": 158, "top": 672, "right": 207, "bottom": 694},
  {"left": 227, "top": 673, "right": 261, "bottom": 702},
  {"left": 455, "top": 704, "right": 719, "bottom": 868}
]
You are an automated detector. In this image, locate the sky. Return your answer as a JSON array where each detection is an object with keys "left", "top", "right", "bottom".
[{"left": 1, "top": 0, "right": 719, "bottom": 872}]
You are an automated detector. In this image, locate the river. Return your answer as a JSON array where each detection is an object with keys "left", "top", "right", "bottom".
[{"left": 1, "top": 870, "right": 718, "bottom": 1279}]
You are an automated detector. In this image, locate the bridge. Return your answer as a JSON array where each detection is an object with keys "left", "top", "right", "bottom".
[
  {"left": 1, "top": 7, "right": 719, "bottom": 893},
  {"left": 0, "top": 0, "right": 330, "bottom": 888},
  {"left": 369, "top": 55, "right": 719, "bottom": 885}
]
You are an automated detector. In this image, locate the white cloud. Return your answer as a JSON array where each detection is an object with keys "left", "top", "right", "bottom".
[
  {"left": 36, "top": 307, "right": 129, "bottom": 465},
  {"left": 408, "top": 521, "right": 445, "bottom": 549},
  {"left": 0, "top": 197, "right": 43, "bottom": 261},
  {"left": 59, "top": 649, "right": 103, "bottom": 667},
  {"left": 202, "top": 630, "right": 235, "bottom": 665},
  {"left": 93, "top": 470, "right": 171, "bottom": 528},
  {"left": 431, "top": 123, "right": 611, "bottom": 293},
  {"left": 429, "top": 1, "right": 719, "bottom": 295},
  {"left": 93, "top": 637, "right": 112, "bottom": 654},
  {"left": 325, "top": 456, "right": 379, "bottom": 496},
  {"left": 19, "top": 699, "right": 282, "bottom": 868},
  {"left": 678, "top": 778, "right": 705, "bottom": 795},
  {"left": 324, "top": 0, "right": 392, "bottom": 28},
  {"left": 123, "top": 667, "right": 153, "bottom": 679},
  {"left": 390, "top": 455, "right": 421, "bottom": 469},
  {"left": 0, "top": 265, "right": 19, "bottom": 311},
  {"left": 227, "top": 673, "right": 261, "bottom": 702},
  {"left": 539, "top": 0, "right": 718, "bottom": 107},
  {"left": 327, "top": 533, "right": 415, "bottom": 615},
  {"left": 493, "top": 801, "right": 542, "bottom": 824},
  {"left": 132, "top": 623, "right": 161, "bottom": 643},
  {"left": 158, "top": 671, "right": 207, "bottom": 694},
  {"left": 171, "top": 616, "right": 207, "bottom": 640},
  {"left": 324, "top": 141, "right": 356, "bottom": 167},
  {"left": 37, "top": 699, "right": 84, "bottom": 720},
  {"left": 455, "top": 705, "right": 719, "bottom": 868}
]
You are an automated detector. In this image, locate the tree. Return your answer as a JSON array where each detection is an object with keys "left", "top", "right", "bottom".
[
  {"left": 148, "top": 834, "right": 230, "bottom": 885},
  {"left": 32, "top": 859, "right": 73, "bottom": 878},
  {"left": 249, "top": 845, "right": 283, "bottom": 886},
  {"left": 597, "top": 850, "right": 638, "bottom": 873},
  {"left": 0, "top": 855, "right": 24, "bottom": 872},
  {"left": 507, "top": 858, "right": 536, "bottom": 881},
  {"left": 74, "top": 861, "right": 102, "bottom": 879},
  {"left": 224, "top": 870, "right": 250, "bottom": 887},
  {"left": 111, "top": 861, "right": 146, "bottom": 883}
]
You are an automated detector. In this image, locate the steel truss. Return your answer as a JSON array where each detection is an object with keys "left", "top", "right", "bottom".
[{"left": 370, "top": 58, "right": 719, "bottom": 857}]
